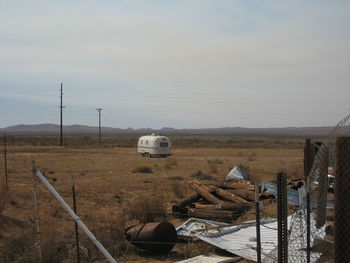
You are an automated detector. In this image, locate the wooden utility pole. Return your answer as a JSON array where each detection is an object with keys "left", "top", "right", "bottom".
[
  {"left": 59, "top": 83, "right": 65, "bottom": 146},
  {"left": 96, "top": 108, "right": 103, "bottom": 147}
]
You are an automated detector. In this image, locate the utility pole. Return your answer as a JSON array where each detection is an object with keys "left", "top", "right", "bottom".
[
  {"left": 96, "top": 108, "right": 103, "bottom": 147},
  {"left": 59, "top": 83, "right": 65, "bottom": 146}
]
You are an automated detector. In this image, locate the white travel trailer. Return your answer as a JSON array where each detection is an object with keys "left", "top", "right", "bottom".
[{"left": 137, "top": 133, "right": 172, "bottom": 157}]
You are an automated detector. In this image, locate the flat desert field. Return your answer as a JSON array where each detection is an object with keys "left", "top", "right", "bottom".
[{"left": 0, "top": 136, "right": 305, "bottom": 262}]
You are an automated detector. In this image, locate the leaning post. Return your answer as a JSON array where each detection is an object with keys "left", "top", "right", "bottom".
[{"left": 334, "top": 137, "right": 350, "bottom": 263}]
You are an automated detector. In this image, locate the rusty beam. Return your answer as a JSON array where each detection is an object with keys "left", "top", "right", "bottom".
[
  {"left": 189, "top": 180, "right": 251, "bottom": 211},
  {"left": 172, "top": 194, "right": 201, "bottom": 213}
]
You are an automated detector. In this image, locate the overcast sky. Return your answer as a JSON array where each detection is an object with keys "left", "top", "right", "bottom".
[{"left": 1, "top": 1, "right": 349, "bottom": 129}]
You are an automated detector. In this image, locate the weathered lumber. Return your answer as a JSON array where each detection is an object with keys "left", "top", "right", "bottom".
[
  {"left": 187, "top": 208, "right": 239, "bottom": 221},
  {"left": 189, "top": 180, "right": 222, "bottom": 203},
  {"left": 227, "top": 189, "right": 255, "bottom": 202},
  {"left": 189, "top": 180, "right": 252, "bottom": 211},
  {"left": 172, "top": 194, "right": 201, "bottom": 213},
  {"left": 192, "top": 202, "right": 251, "bottom": 212},
  {"left": 192, "top": 203, "right": 218, "bottom": 210},
  {"left": 222, "top": 180, "right": 255, "bottom": 191},
  {"left": 213, "top": 188, "right": 250, "bottom": 203}
]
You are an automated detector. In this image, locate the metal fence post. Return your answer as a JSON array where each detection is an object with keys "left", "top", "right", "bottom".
[
  {"left": 277, "top": 171, "right": 288, "bottom": 263},
  {"left": 306, "top": 175, "right": 311, "bottom": 263},
  {"left": 255, "top": 182, "right": 261, "bottom": 263},
  {"left": 304, "top": 138, "right": 315, "bottom": 263},
  {"left": 72, "top": 180, "right": 81, "bottom": 263},
  {"left": 32, "top": 163, "right": 42, "bottom": 263},
  {"left": 334, "top": 137, "right": 350, "bottom": 263}
]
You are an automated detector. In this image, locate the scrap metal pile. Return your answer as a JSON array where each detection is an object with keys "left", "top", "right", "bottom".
[{"left": 172, "top": 179, "right": 258, "bottom": 222}]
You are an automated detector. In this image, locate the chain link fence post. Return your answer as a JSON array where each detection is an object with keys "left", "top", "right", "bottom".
[
  {"left": 306, "top": 175, "right": 311, "bottom": 263},
  {"left": 255, "top": 182, "right": 261, "bottom": 263},
  {"left": 334, "top": 137, "right": 350, "bottom": 263},
  {"left": 277, "top": 171, "right": 288, "bottom": 263},
  {"left": 304, "top": 138, "right": 314, "bottom": 263}
]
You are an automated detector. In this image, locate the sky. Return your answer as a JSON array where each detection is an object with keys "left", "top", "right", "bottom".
[{"left": 0, "top": 0, "right": 350, "bottom": 129}]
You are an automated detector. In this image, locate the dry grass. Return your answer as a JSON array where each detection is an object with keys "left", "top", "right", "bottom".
[
  {"left": 0, "top": 137, "right": 304, "bottom": 262},
  {"left": 131, "top": 165, "right": 153, "bottom": 173},
  {"left": 247, "top": 152, "right": 257, "bottom": 162},
  {"left": 164, "top": 158, "right": 178, "bottom": 169},
  {"left": 170, "top": 181, "right": 185, "bottom": 199},
  {"left": 127, "top": 195, "right": 166, "bottom": 224},
  {"left": 0, "top": 187, "right": 11, "bottom": 214},
  {"left": 174, "top": 241, "right": 215, "bottom": 260},
  {"left": 207, "top": 158, "right": 224, "bottom": 174}
]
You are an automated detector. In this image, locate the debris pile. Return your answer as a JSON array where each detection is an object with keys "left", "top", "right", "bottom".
[
  {"left": 176, "top": 211, "right": 327, "bottom": 263},
  {"left": 172, "top": 179, "right": 255, "bottom": 221}
]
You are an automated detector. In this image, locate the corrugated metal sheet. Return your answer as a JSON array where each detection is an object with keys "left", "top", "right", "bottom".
[
  {"left": 176, "top": 210, "right": 326, "bottom": 262},
  {"left": 261, "top": 181, "right": 300, "bottom": 205},
  {"left": 177, "top": 254, "right": 240, "bottom": 263}
]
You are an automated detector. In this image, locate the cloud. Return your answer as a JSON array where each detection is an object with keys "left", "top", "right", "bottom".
[{"left": 0, "top": 1, "right": 349, "bottom": 128}]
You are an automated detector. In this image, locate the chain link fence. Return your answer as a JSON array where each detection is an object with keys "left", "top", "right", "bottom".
[
  {"left": 329, "top": 113, "right": 350, "bottom": 262},
  {"left": 286, "top": 114, "right": 350, "bottom": 262},
  {"left": 263, "top": 113, "right": 350, "bottom": 263}
]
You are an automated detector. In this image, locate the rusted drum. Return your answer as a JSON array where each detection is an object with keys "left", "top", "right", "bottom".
[{"left": 124, "top": 222, "right": 177, "bottom": 254}]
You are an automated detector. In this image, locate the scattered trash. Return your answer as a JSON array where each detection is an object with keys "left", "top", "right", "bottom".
[
  {"left": 327, "top": 174, "right": 334, "bottom": 193},
  {"left": 225, "top": 166, "right": 250, "bottom": 181},
  {"left": 177, "top": 254, "right": 241, "bottom": 263},
  {"left": 287, "top": 178, "right": 304, "bottom": 190},
  {"left": 177, "top": 210, "right": 326, "bottom": 262},
  {"left": 124, "top": 221, "right": 177, "bottom": 254},
  {"left": 172, "top": 180, "right": 253, "bottom": 222},
  {"left": 260, "top": 181, "right": 300, "bottom": 205}
]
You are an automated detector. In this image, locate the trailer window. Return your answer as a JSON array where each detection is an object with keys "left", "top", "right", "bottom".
[
  {"left": 160, "top": 142, "right": 168, "bottom": 147},
  {"left": 146, "top": 140, "right": 149, "bottom": 145},
  {"left": 140, "top": 140, "right": 143, "bottom": 144}
]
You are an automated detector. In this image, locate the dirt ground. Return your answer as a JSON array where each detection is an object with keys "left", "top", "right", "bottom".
[{"left": 1, "top": 143, "right": 304, "bottom": 262}]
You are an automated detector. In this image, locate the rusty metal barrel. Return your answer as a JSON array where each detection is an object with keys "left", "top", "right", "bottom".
[{"left": 124, "top": 222, "right": 177, "bottom": 254}]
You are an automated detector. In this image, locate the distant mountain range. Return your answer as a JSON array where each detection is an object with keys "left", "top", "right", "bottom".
[{"left": 1, "top": 123, "right": 349, "bottom": 137}]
